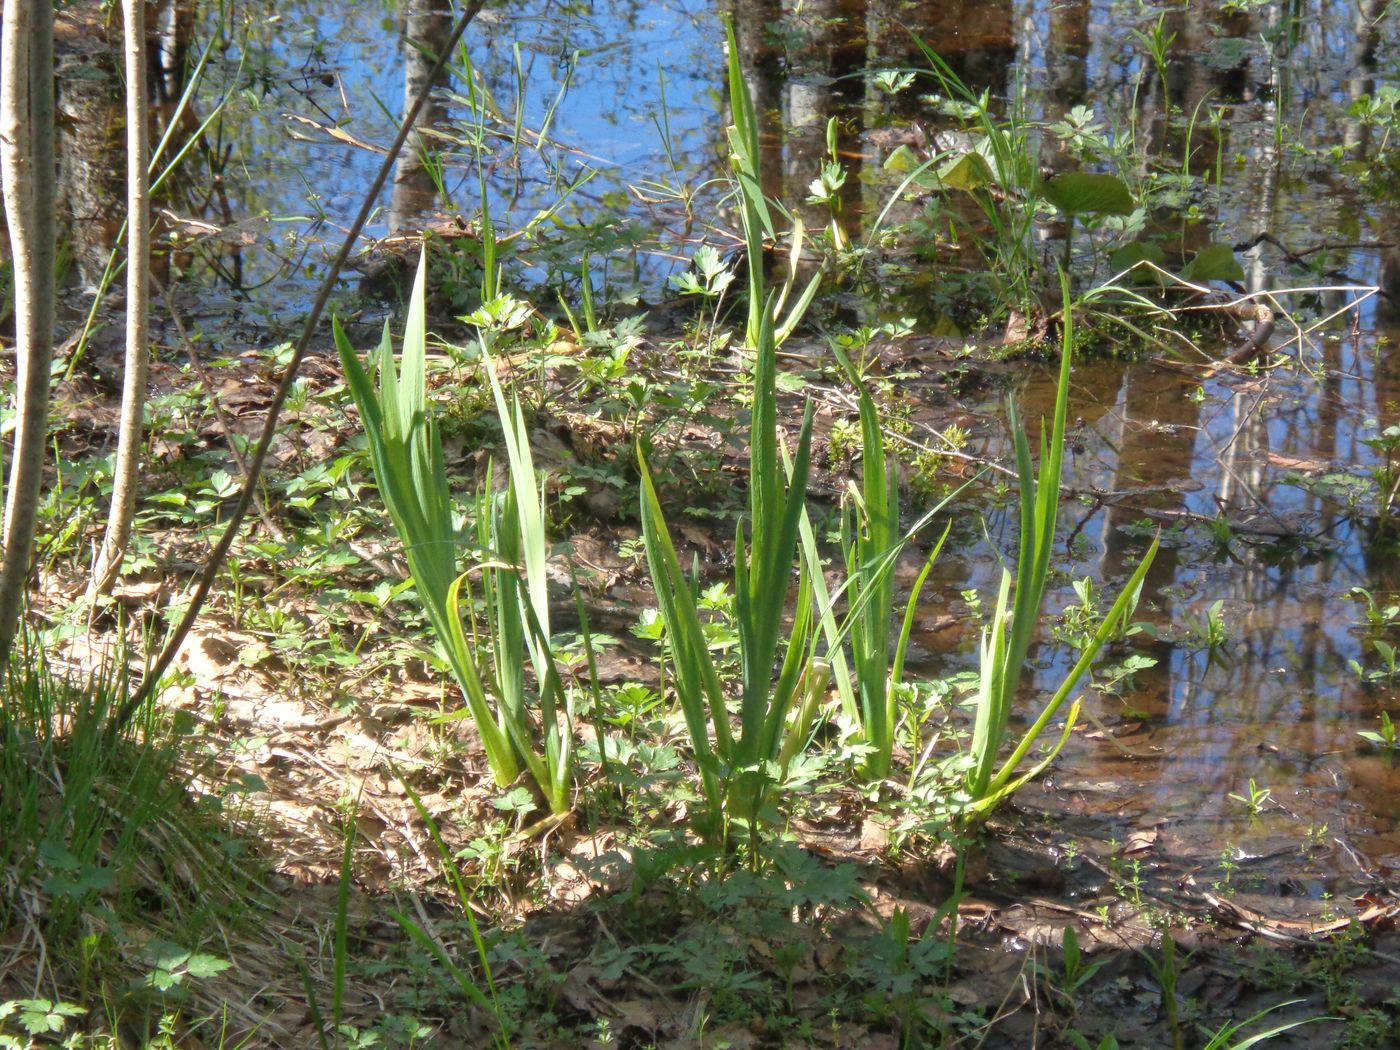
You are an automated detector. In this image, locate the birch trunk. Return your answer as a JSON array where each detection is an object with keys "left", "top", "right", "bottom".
[{"left": 0, "top": 0, "right": 56, "bottom": 657}]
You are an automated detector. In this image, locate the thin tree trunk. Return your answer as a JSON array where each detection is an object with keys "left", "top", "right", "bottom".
[
  {"left": 114, "top": 0, "right": 488, "bottom": 728},
  {"left": 0, "top": 0, "right": 56, "bottom": 658},
  {"left": 89, "top": 0, "right": 152, "bottom": 599}
]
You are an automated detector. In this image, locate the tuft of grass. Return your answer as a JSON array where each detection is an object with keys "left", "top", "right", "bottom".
[
  {"left": 0, "top": 640, "right": 259, "bottom": 1044},
  {"left": 635, "top": 20, "right": 822, "bottom": 844},
  {"left": 963, "top": 274, "right": 1158, "bottom": 821},
  {"left": 336, "top": 251, "right": 578, "bottom": 814}
]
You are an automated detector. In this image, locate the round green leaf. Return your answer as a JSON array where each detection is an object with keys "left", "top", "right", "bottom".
[{"left": 1041, "top": 172, "right": 1135, "bottom": 216}]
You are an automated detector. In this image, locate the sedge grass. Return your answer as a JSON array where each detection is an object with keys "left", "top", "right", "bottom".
[
  {"left": 963, "top": 273, "right": 1159, "bottom": 820},
  {"left": 797, "top": 349, "right": 961, "bottom": 785},
  {"left": 336, "top": 250, "right": 576, "bottom": 814},
  {"left": 635, "top": 20, "right": 822, "bottom": 842},
  {"left": 0, "top": 639, "right": 262, "bottom": 1042}
]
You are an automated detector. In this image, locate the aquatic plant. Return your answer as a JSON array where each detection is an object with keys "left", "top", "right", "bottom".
[
  {"left": 1361, "top": 420, "right": 1400, "bottom": 536},
  {"left": 962, "top": 275, "right": 1159, "bottom": 821},
  {"left": 1346, "top": 586, "right": 1400, "bottom": 631},
  {"left": 336, "top": 251, "right": 575, "bottom": 814},
  {"left": 1183, "top": 599, "right": 1231, "bottom": 651},
  {"left": 635, "top": 21, "right": 822, "bottom": 841},
  {"left": 1228, "top": 778, "right": 1274, "bottom": 817},
  {"left": 911, "top": 41, "right": 1040, "bottom": 313},
  {"left": 1350, "top": 639, "right": 1400, "bottom": 686},
  {"left": 798, "top": 352, "right": 956, "bottom": 784},
  {"left": 1359, "top": 711, "right": 1399, "bottom": 750}
]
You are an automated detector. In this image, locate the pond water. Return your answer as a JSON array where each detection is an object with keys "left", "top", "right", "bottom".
[
  {"left": 53, "top": 0, "right": 1400, "bottom": 899},
  {"left": 118, "top": 0, "right": 1398, "bottom": 321},
  {"left": 942, "top": 340, "right": 1400, "bottom": 899}
]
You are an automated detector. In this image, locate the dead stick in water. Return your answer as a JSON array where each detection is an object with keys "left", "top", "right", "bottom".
[{"left": 1201, "top": 303, "right": 1276, "bottom": 379}]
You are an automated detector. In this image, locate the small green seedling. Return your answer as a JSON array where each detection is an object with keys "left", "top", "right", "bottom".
[
  {"left": 1056, "top": 577, "right": 1102, "bottom": 651},
  {"left": 1228, "top": 778, "right": 1273, "bottom": 817},
  {"left": 144, "top": 941, "right": 232, "bottom": 992},
  {"left": 872, "top": 69, "right": 916, "bottom": 95},
  {"left": 1361, "top": 420, "right": 1400, "bottom": 531},
  {"left": 1350, "top": 640, "right": 1400, "bottom": 685},
  {"left": 1183, "top": 599, "right": 1230, "bottom": 650},
  {"left": 1359, "top": 711, "right": 1399, "bottom": 750},
  {"left": 1045, "top": 925, "right": 1109, "bottom": 1010},
  {"left": 1346, "top": 586, "right": 1400, "bottom": 630}
]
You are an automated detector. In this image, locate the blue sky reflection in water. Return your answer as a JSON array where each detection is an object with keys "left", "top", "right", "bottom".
[{"left": 199, "top": 0, "right": 726, "bottom": 302}]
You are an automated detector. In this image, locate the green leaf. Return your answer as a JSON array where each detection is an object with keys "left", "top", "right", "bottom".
[
  {"left": 1108, "top": 240, "right": 1167, "bottom": 274},
  {"left": 1180, "top": 242, "right": 1244, "bottom": 282},
  {"left": 882, "top": 144, "right": 918, "bottom": 174},
  {"left": 11, "top": 1001, "right": 81, "bottom": 1037},
  {"left": 491, "top": 786, "right": 537, "bottom": 813},
  {"left": 882, "top": 145, "right": 951, "bottom": 190},
  {"left": 1063, "top": 924, "right": 1081, "bottom": 972},
  {"left": 149, "top": 943, "right": 192, "bottom": 972},
  {"left": 184, "top": 954, "right": 233, "bottom": 979},
  {"left": 1040, "top": 172, "right": 1134, "bottom": 217},
  {"left": 42, "top": 864, "right": 114, "bottom": 899},
  {"left": 149, "top": 968, "right": 181, "bottom": 991},
  {"left": 637, "top": 447, "right": 729, "bottom": 781},
  {"left": 937, "top": 149, "right": 995, "bottom": 191},
  {"left": 37, "top": 842, "right": 80, "bottom": 871}
]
